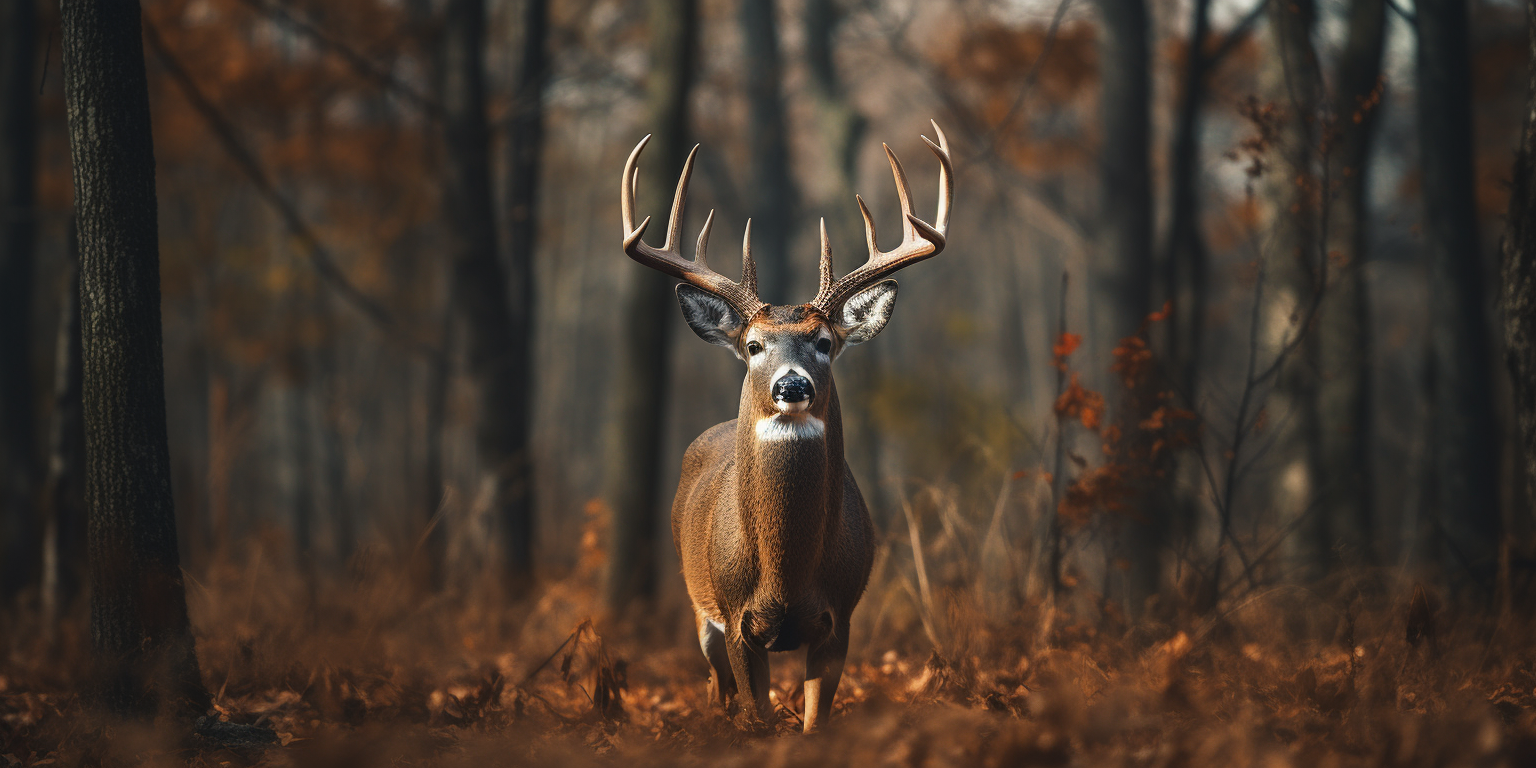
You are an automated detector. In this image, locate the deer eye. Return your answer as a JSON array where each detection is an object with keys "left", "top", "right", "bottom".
[
  {"left": 746, "top": 341, "right": 763, "bottom": 356},
  {"left": 816, "top": 338, "right": 832, "bottom": 355}
]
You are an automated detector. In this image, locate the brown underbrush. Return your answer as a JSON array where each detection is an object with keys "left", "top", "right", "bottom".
[{"left": 4, "top": 535, "right": 1536, "bottom": 767}]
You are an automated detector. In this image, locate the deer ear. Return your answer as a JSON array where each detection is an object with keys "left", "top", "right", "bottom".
[
  {"left": 677, "top": 284, "right": 746, "bottom": 352},
  {"left": 838, "top": 280, "right": 898, "bottom": 346}
]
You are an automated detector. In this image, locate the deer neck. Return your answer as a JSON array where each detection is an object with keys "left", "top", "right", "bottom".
[{"left": 735, "top": 381, "right": 846, "bottom": 596}]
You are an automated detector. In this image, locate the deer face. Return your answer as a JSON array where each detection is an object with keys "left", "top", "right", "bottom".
[{"left": 678, "top": 282, "right": 898, "bottom": 438}]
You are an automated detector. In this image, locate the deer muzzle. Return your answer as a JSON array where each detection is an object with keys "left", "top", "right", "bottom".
[{"left": 772, "top": 372, "right": 814, "bottom": 413}]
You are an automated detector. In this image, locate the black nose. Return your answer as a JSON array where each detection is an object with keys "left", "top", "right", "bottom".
[{"left": 773, "top": 374, "right": 814, "bottom": 404}]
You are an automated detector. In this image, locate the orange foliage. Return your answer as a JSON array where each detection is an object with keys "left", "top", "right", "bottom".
[
  {"left": 1051, "top": 305, "right": 1196, "bottom": 531},
  {"left": 1051, "top": 331, "right": 1081, "bottom": 371},
  {"left": 1054, "top": 372, "right": 1104, "bottom": 431}
]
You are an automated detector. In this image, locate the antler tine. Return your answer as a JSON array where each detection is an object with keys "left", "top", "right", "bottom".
[
  {"left": 664, "top": 145, "right": 699, "bottom": 250},
  {"left": 620, "top": 136, "right": 765, "bottom": 320},
  {"left": 818, "top": 218, "right": 834, "bottom": 299},
  {"left": 695, "top": 209, "right": 715, "bottom": 266},
  {"left": 810, "top": 123, "right": 954, "bottom": 314},
  {"left": 883, "top": 143, "right": 917, "bottom": 243},
  {"left": 620, "top": 134, "right": 651, "bottom": 235},
  {"left": 855, "top": 194, "right": 878, "bottom": 254},
  {"left": 741, "top": 219, "right": 758, "bottom": 295},
  {"left": 921, "top": 120, "right": 952, "bottom": 237}
]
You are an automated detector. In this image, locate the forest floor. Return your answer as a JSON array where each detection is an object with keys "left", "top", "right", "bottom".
[{"left": 4, "top": 537, "right": 1536, "bottom": 767}]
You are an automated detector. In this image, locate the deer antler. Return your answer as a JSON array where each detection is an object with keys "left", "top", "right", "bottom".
[
  {"left": 622, "top": 136, "right": 766, "bottom": 321},
  {"left": 810, "top": 121, "right": 952, "bottom": 314}
]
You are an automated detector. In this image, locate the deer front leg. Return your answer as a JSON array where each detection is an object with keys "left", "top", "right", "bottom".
[
  {"left": 802, "top": 619, "right": 850, "bottom": 732},
  {"left": 695, "top": 611, "right": 735, "bottom": 710},
  {"left": 724, "top": 631, "right": 772, "bottom": 728}
]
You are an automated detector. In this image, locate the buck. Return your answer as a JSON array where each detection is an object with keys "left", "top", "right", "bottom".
[{"left": 619, "top": 122, "right": 952, "bottom": 732}]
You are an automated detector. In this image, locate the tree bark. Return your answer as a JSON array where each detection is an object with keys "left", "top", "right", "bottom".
[
  {"left": 60, "top": 0, "right": 208, "bottom": 715},
  {"left": 501, "top": 0, "right": 548, "bottom": 586},
  {"left": 1094, "top": 0, "right": 1161, "bottom": 613},
  {"left": 1503, "top": 0, "right": 1536, "bottom": 530},
  {"left": 603, "top": 0, "right": 697, "bottom": 614},
  {"left": 1417, "top": 0, "right": 1501, "bottom": 579},
  {"left": 0, "top": 0, "right": 39, "bottom": 599},
  {"left": 741, "top": 0, "right": 794, "bottom": 304},
  {"left": 1318, "top": 0, "right": 1385, "bottom": 564},
  {"left": 441, "top": 0, "right": 533, "bottom": 586}
]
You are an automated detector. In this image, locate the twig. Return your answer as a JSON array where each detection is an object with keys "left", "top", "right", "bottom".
[
  {"left": 519, "top": 620, "right": 589, "bottom": 687},
  {"left": 1047, "top": 271, "right": 1070, "bottom": 601},
  {"left": 1206, "top": 0, "right": 1272, "bottom": 69},
  {"left": 902, "top": 492, "right": 940, "bottom": 649},
  {"left": 1385, "top": 0, "right": 1417, "bottom": 25},
  {"left": 38, "top": 29, "right": 52, "bottom": 94},
  {"left": 229, "top": 0, "right": 443, "bottom": 117},
  {"left": 971, "top": 0, "right": 1075, "bottom": 159},
  {"left": 1204, "top": 21, "right": 1338, "bottom": 604},
  {"left": 142, "top": 20, "right": 445, "bottom": 364}
]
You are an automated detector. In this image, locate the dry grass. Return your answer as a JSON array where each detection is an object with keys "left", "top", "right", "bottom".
[{"left": 4, "top": 530, "right": 1536, "bottom": 767}]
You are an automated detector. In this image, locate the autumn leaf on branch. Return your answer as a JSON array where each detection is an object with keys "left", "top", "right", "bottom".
[
  {"left": 1055, "top": 372, "right": 1104, "bottom": 431},
  {"left": 1052, "top": 331, "right": 1082, "bottom": 371}
]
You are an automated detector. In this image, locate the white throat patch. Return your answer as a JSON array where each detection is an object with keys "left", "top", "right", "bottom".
[{"left": 755, "top": 414, "right": 826, "bottom": 442}]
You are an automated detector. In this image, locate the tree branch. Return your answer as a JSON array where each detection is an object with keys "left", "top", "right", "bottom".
[
  {"left": 230, "top": 0, "right": 443, "bottom": 117},
  {"left": 142, "top": 19, "right": 444, "bottom": 363}
]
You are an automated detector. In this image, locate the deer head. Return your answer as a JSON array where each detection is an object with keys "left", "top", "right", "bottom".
[{"left": 620, "top": 121, "right": 952, "bottom": 423}]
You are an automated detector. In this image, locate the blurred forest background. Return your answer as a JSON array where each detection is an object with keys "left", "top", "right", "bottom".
[{"left": 5, "top": 0, "right": 1536, "bottom": 763}]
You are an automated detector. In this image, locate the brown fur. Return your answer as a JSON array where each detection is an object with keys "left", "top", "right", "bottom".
[{"left": 670, "top": 305, "right": 876, "bottom": 732}]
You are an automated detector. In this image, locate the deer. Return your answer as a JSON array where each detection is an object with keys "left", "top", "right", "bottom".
[{"left": 619, "top": 122, "right": 952, "bottom": 732}]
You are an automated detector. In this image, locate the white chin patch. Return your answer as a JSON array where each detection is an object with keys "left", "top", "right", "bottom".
[
  {"left": 774, "top": 399, "right": 810, "bottom": 414},
  {"left": 755, "top": 415, "right": 826, "bottom": 441}
]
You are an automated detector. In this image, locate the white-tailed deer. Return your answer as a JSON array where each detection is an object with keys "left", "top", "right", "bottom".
[{"left": 619, "top": 122, "right": 952, "bottom": 732}]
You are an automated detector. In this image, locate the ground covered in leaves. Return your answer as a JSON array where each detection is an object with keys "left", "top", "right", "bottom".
[{"left": 4, "top": 547, "right": 1536, "bottom": 767}]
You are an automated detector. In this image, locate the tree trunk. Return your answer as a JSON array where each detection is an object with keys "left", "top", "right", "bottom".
[
  {"left": 1318, "top": 0, "right": 1385, "bottom": 565},
  {"left": 804, "top": 0, "right": 887, "bottom": 523},
  {"left": 603, "top": 0, "right": 697, "bottom": 614},
  {"left": 501, "top": 0, "right": 548, "bottom": 586},
  {"left": 40, "top": 222, "right": 85, "bottom": 625},
  {"left": 1262, "top": 0, "right": 1327, "bottom": 580},
  {"left": 1094, "top": 0, "right": 1160, "bottom": 613},
  {"left": 60, "top": 0, "right": 208, "bottom": 715},
  {"left": 1503, "top": 0, "right": 1536, "bottom": 530},
  {"left": 1162, "top": 0, "right": 1213, "bottom": 607},
  {"left": 0, "top": 0, "right": 39, "bottom": 599},
  {"left": 1417, "top": 0, "right": 1501, "bottom": 579},
  {"left": 441, "top": 0, "right": 533, "bottom": 586},
  {"left": 741, "top": 0, "right": 794, "bottom": 304}
]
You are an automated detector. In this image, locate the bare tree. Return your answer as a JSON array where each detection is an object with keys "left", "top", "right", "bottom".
[
  {"left": 1318, "top": 0, "right": 1386, "bottom": 564},
  {"left": 441, "top": 0, "right": 534, "bottom": 585},
  {"left": 804, "top": 0, "right": 888, "bottom": 521},
  {"left": 1504, "top": 0, "right": 1536, "bottom": 519},
  {"left": 40, "top": 221, "right": 84, "bottom": 624},
  {"left": 502, "top": 0, "right": 550, "bottom": 585},
  {"left": 741, "top": 0, "right": 794, "bottom": 303},
  {"left": 1416, "top": 0, "right": 1501, "bottom": 579},
  {"left": 0, "top": 0, "right": 39, "bottom": 599},
  {"left": 603, "top": 0, "right": 698, "bottom": 613},
  {"left": 1163, "top": 0, "right": 1211, "bottom": 398},
  {"left": 1262, "top": 0, "right": 1327, "bottom": 578},
  {"left": 59, "top": 0, "right": 207, "bottom": 714},
  {"left": 1094, "top": 0, "right": 1161, "bottom": 612}
]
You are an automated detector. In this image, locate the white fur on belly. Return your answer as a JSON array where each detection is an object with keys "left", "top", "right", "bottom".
[{"left": 755, "top": 415, "right": 826, "bottom": 441}]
